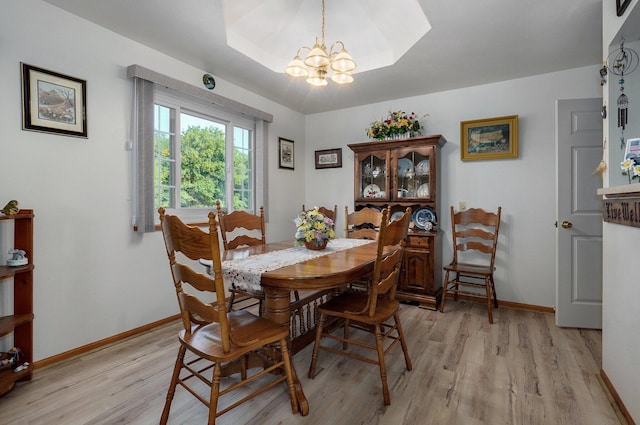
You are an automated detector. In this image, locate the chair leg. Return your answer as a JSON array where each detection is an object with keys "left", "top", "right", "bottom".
[
  {"left": 484, "top": 276, "right": 494, "bottom": 324},
  {"left": 343, "top": 318, "right": 350, "bottom": 350},
  {"left": 308, "top": 314, "right": 326, "bottom": 378},
  {"left": 394, "top": 312, "right": 412, "bottom": 371},
  {"left": 208, "top": 362, "right": 222, "bottom": 425},
  {"left": 490, "top": 275, "right": 499, "bottom": 308},
  {"left": 374, "top": 325, "right": 391, "bottom": 405},
  {"left": 440, "top": 270, "right": 450, "bottom": 313},
  {"left": 279, "top": 338, "right": 300, "bottom": 415},
  {"left": 228, "top": 290, "right": 237, "bottom": 311},
  {"left": 160, "top": 346, "right": 186, "bottom": 425}
]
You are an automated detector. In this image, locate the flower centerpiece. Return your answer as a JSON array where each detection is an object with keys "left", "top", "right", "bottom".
[
  {"left": 366, "top": 110, "right": 424, "bottom": 140},
  {"left": 294, "top": 207, "right": 335, "bottom": 250},
  {"left": 620, "top": 156, "right": 640, "bottom": 183}
]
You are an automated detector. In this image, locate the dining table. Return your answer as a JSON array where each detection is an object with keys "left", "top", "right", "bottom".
[{"left": 220, "top": 238, "right": 378, "bottom": 353}]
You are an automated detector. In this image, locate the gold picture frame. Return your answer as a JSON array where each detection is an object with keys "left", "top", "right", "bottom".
[{"left": 460, "top": 115, "right": 518, "bottom": 161}]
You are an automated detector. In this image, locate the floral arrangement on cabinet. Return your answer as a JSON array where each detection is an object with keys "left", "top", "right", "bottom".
[
  {"left": 366, "top": 110, "right": 425, "bottom": 140},
  {"left": 294, "top": 207, "right": 335, "bottom": 249}
]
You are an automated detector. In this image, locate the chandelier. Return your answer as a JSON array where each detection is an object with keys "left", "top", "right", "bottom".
[{"left": 284, "top": 0, "right": 356, "bottom": 86}]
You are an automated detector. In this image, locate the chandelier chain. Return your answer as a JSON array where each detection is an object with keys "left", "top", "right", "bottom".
[{"left": 321, "top": 0, "right": 325, "bottom": 46}]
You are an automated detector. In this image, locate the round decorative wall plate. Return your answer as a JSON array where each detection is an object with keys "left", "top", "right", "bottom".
[
  {"left": 412, "top": 206, "right": 437, "bottom": 230},
  {"left": 202, "top": 73, "right": 216, "bottom": 90}
]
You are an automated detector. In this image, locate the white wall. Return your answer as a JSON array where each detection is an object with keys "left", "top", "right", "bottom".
[
  {"left": 0, "top": 0, "right": 305, "bottom": 361},
  {"left": 304, "top": 66, "right": 601, "bottom": 308},
  {"left": 601, "top": 2, "right": 640, "bottom": 422}
]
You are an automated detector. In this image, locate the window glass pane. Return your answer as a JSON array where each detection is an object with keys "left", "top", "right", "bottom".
[
  {"left": 179, "top": 113, "right": 226, "bottom": 208},
  {"left": 233, "top": 127, "right": 253, "bottom": 210},
  {"left": 154, "top": 105, "right": 175, "bottom": 210}
]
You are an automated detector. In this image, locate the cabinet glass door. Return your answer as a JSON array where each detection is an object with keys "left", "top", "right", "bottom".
[
  {"left": 396, "top": 150, "right": 431, "bottom": 200},
  {"left": 358, "top": 153, "right": 388, "bottom": 200}
]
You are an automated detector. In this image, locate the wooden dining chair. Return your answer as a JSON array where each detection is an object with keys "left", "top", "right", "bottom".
[
  {"left": 344, "top": 206, "right": 383, "bottom": 240},
  {"left": 158, "top": 208, "right": 305, "bottom": 425},
  {"left": 308, "top": 207, "right": 413, "bottom": 406},
  {"left": 302, "top": 204, "right": 338, "bottom": 228},
  {"left": 440, "top": 206, "right": 502, "bottom": 323},
  {"left": 215, "top": 200, "right": 266, "bottom": 312}
]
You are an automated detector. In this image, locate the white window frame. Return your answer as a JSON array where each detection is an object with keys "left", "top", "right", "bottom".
[{"left": 154, "top": 88, "right": 256, "bottom": 222}]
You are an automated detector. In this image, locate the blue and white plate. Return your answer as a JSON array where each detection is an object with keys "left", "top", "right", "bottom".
[{"left": 412, "top": 206, "right": 437, "bottom": 230}]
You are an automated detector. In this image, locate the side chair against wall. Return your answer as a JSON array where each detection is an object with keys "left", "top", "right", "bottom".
[
  {"left": 158, "top": 208, "right": 306, "bottom": 425},
  {"left": 440, "top": 206, "right": 502, "bottom": 323},
  {"left": 308, "top": 207, "right": 413, "bottom": 406},
  {"left": 215, "top": 200, "right": 266, "bottom": 312}
]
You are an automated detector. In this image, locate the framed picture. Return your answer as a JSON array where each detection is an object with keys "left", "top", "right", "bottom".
[
  {"left": 460, "top": 115, "right": 518, "bottom": 161},
  {"left": 21, "top": 63, "right": 87, "bottom": 138},
  {"left": 617, "top": 0, "right": 631, "bottom": 16},
  {"left": 315, "top": 148, "right": 342, "bottom": 169},
  {"left": 624, "top": 138, "right": 640, "bottom": 161},
  {"left": 279, "top": 137, "right": 294, "bottom": 170}
]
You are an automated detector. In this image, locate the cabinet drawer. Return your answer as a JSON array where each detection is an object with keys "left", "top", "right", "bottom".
[{"left": 407, "top": 235, "right": 430, "bottom": 248}]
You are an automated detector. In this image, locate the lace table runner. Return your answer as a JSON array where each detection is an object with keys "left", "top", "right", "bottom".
[{"left": 211, "top": 238, "right": 373, "bottom": 294}]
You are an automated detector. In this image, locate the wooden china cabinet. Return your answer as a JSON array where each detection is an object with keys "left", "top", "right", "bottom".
[{"left": 348, "top": 135, "right": 446, "bottom": 309}]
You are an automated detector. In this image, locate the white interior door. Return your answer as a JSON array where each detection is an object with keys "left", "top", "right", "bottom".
[{"left": 556, "top": 98, "right": 603, "bottom": 329}]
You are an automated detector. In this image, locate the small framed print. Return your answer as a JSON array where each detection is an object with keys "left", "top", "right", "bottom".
[
  {"left": 279, "top": 137, "right": 294, "bottom": 170},
  {"left": 460, "top": 115, "right": 518, "bottom": 161},
  {"left": 315, "top": 148, "right": 342, "bottom": 169},
  {"left": 21, "top": 63, "right": 87, "bottom": 138}
]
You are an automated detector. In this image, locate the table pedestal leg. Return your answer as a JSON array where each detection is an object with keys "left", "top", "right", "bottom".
[{"left": 264, "top": 287, "right": 309, "bottom": 416}]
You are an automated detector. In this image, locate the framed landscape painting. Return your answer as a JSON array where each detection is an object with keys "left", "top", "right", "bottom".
[
  {"left": 21, "top": 63, "right": 88, "bottom": 138},
  {"left": 460, "top": 115, "right": 518, "bottom": 161}
]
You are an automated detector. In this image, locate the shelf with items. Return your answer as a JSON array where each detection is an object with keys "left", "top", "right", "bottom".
[
  {"left": 0, "top": 209, "right": 34, "bottom": 396},
  {"left": 348, "top": 136, "right": 446, "bottom": 309}
]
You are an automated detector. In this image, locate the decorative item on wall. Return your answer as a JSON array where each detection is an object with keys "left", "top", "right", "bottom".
[
  {"left": 460, "top": 115, "right": 519, "bottom": 161},
  {"left": 202, "top": 73, "right": 216, "bottom": 90},
  {"left": 278, "top": 137, "right": 295, "bottom": 170},
  {"left": 314, "top": 148, "right": 342, "bottom": 169},
  {"left": 616, "top": 0, "right": 632, "bottom": 17},
  {"left": 366, "top": 110, "right": 424, "bottom": 140},
  {"left": 599, "top": 62, "right": 608, "bottom": 86},
  {"left": 20, "top": 63, "right": 87, "bottom": 138},
  {"left": 607, "top": 38, "right": 639, "bottom": 148},
  {"left": 620, "top": 137, "right": 640, "bottom": 183}
]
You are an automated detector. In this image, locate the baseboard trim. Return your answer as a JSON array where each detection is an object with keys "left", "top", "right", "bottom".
[
  {"left": 444, "top": 294, "right": 555, "bottom": 314},
  {"left": 34, "top": 314, "right": 180, "bottom": 370},
  {"left": 600, "top": 368, "right": 636, "bottom": 425}
]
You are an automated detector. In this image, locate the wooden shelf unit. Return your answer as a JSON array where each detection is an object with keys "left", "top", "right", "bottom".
[
  {"left": 348, "top": 136, "right": 446, "bottom": 309},
  {"left": 0, "top": 209, "right": 34, "bottom": 396}
]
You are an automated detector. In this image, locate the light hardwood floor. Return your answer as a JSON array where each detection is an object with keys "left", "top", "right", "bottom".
[{"left": 0, "top": 301, "right": 626, "bottom": 425}]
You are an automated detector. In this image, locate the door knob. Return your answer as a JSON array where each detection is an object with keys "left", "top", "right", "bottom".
[{"left": 561, "top": 220, "right": 573, "bottom": 229}]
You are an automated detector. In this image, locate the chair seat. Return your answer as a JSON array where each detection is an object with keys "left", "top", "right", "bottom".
[
  {"left": 180, "top": 310, "right": 289, "bottom": 362},
  {"left": 317, "top": 291, "right": 400, "bottom": 325},
  {"left": 444, "top": 261, "right": 493, "bottom": 276}
]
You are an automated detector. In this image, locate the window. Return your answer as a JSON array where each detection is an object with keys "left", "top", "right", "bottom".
[
  {"left": 154, "top": 89, "right": 255, "bottom": 218},
  {"left": 128, "top": 65, "right": 271, "bottom": 232}
]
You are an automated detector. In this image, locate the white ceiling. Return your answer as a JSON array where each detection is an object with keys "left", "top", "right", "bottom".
[{"left": 43, "top": 0, "right": 602, "bottom": 115}]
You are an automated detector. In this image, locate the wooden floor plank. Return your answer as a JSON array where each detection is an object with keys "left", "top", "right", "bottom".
[{"left": 0, "top": 301, "right": 626, "bottom": 425}]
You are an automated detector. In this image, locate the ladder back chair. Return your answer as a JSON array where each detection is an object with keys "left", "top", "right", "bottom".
[
  {"left": 440, "top": 206, "right": 503, "bottom": 323},
  {"left": 158, "top": 208, "right": 306, "bottom": 425},
  {"left": 309, "top": 207, "right": 413, "bottom": 405},
  {"left": 345, "top": 206, "right": 384, "bottom": 240},
  {"left": 215, "top": 200, "right": 266, "bottom": 312},
  {"left": 302, "top": 204, "right": 338, "bottom": 228}
]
